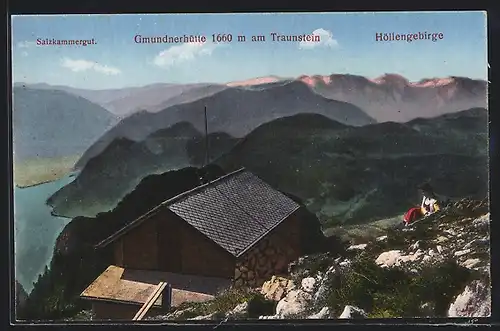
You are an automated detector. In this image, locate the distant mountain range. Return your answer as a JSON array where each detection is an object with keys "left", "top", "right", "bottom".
[
  {"left": 47, "top": 108, "right": 488, "bottom": 223},
  {"left": 16, "top": 73, "right": 487, "bottom": 123},
  {"left": 71, "top": 80, "right": 375, "bottom": 170},
  {"left": 12, "top": 86, "right": 117, "bottom": 163},
  {"left": 13, "top": 82, "right": 220, "bottom": 117},
  {"left": 225, "top": 74, "right": 488, "bottom": 122},
  {"left": 14, "top": 72, "right": 487, "bottom": 190},
  {"left": 300, "top": 74, "right": 487, "bottom": 122}
]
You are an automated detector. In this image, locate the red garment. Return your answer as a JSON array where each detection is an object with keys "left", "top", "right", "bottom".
[{"left": 404, "top": 207, "right": 423, "bottom": 225}]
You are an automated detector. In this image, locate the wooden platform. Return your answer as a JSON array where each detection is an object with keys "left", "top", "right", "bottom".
[{"left": 80, "top": 265, "right": 232, "bottom": 308}]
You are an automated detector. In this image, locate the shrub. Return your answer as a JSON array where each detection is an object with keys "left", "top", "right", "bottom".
[
  {"left": 246, "top": 294, "right": 276, "bottom": 318},
  {"left": 174, "top": 287, "right": 275, "bottom": 319},
  {"left": 320, "top": 254, "right": 474, "bottom": 318}
]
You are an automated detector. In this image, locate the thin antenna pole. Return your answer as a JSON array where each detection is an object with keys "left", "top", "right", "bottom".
[{"left": 204, "top": 106, "right": 209, "bottom": 166}]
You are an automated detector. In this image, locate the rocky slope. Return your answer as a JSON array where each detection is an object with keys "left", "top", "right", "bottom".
[{"left": 150, "top": 198, "right": 490, "bottom": 320}]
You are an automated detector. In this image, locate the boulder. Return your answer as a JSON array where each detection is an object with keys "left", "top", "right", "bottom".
[
  {"left": 375, "top": 250, "right": 403, "bottom": 268},
  {"left": 301, "top": 277, "right": 316, "bottom": 293},
  {"left": 260, "top": 276, "right": 296, "bottom": 301},
  {"left": 339, "top": 259, "right": 352, "bottom": 267},
  {"left": 347, "top": 244, "right": 367, "bottom": 251},
  {"left": 226, "top": 301, "right": 249, "bottom": 319},
  {"left": 338, "top": 305, "right": 368, "bottom": 319},
  {"left": 454, "top": 249, "right": 472, "bottom": 257},
  {"left": 461, "top": 258, "right": 481, "bottom": 269},
  {"left": 275, "top": 289, "right": 312, "bottom": 318},
  {"left": 448, "top": 280, "right": 491, "bottom": 317},
  {"left": 308, "top": 307, "right": 331, "bottom": 319}
]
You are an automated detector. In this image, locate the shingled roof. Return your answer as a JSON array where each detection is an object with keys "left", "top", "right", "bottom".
[{"left": 96, "top": 168, "right": 301, "bottom": 257}]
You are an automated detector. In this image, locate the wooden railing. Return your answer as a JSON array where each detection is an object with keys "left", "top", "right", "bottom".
[{"left": 132, "top": 282, "right": 168, "bottom": 321}]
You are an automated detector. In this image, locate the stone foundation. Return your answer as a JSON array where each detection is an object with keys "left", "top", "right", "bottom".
[
  {"left": 233, "top": 213, "right": 302, "bottom": 288},
  {"left": 234, "top": 229, "right": 300, "bottom": 287}
]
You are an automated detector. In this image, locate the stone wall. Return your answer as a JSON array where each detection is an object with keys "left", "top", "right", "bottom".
[{"left": 234, "top": 213, "right": 302, "bottom": 287}]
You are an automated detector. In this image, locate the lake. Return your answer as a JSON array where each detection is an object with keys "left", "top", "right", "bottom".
[{"left": 14, "top": 175, "right": 76, "bottom": 294}]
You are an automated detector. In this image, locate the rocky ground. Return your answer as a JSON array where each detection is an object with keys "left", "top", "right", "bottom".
[{"left": 148, "top": 198, "right": 490, "bottom": 321}]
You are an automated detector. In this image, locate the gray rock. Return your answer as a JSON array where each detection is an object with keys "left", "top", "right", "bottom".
[
  {"left": 339, "top": 260, "right": 351, "bottom": 267},
  {"left": 308, "top": 307, "right": 331, "bottom": 319},
  {"left": 454, "top": 249, "right": 472, "bottom": 257},
  {"left": 301, "top": 277, "right": 316, "bottom": 293},
  {"left": 338, "top": 305, "right": 368, "bottom": 319},
  {"left": 461, "top": 258, "right": 481, "bottom": 269},
  {"left": 347, "top": 244, "right": 368, "bottom": 251},
  {"left": 226, "top": 301, "right": 248, "bottom": 318},
  {"left": 448, "top": 280, "right": 491, "bottom": 317},
  {"left": 188, "top": 312, "right": 217, "bottom": 320},
  {"left": 275, "top": 289, "right": 312, "bottom": 318},
  {"left": 375, "top": 250, "right": 402, "bottom": 268}
]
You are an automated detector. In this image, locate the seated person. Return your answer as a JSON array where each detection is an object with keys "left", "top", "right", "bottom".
[{"left": 418, "top": 183, "right": 440, "bottom": 216}]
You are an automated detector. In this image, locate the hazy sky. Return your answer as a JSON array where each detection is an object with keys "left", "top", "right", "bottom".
[{"left": 11, "top": 11, "right": 487, "bottom": 89}]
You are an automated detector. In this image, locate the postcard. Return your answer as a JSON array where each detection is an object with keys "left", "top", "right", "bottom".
[{"left": 11, "top": 11, "right": 489, "bottom": 322}]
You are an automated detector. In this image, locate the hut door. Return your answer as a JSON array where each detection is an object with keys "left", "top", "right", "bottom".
[{"left": 158, "top": 217, "right": 182, "bottom": 273}]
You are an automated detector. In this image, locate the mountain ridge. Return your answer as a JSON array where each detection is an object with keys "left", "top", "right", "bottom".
[
  {"left": 47, "top": 108, "right": 487, "bottom": 222},
  {"left": 72, "top": 80, "right": 375, "bottom": 170},
  {"left": 16, "top": 73, "right": 486, "bottom": 121},
  {"left": 214, "top": 107, "right": 488, "bottom": 224}
]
